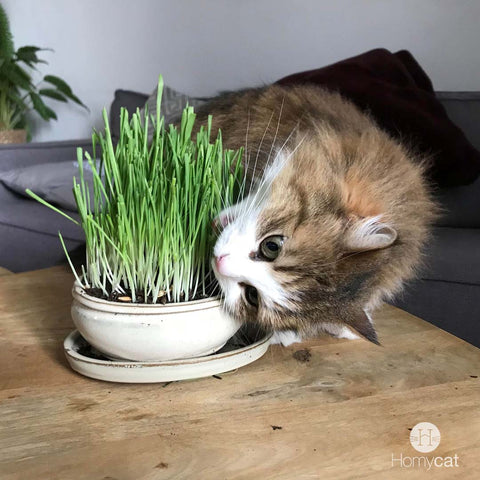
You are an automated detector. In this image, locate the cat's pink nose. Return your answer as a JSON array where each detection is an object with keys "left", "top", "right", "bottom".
[{"left": 215, "top": 254, "right": 229, "bottom": 271}]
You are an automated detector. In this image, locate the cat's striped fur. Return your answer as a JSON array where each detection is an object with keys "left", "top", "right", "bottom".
[{"left": 195, "top": 84, "right": 437, "bottom": 344}]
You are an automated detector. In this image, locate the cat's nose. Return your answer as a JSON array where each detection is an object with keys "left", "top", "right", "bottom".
[{"left": 215, "top": 254, "right": 230, "bottom": 271}]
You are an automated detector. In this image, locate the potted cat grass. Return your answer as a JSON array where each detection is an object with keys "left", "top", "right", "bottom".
[{"left": 27, "top": 77, "right": 250, "bottom": 365}]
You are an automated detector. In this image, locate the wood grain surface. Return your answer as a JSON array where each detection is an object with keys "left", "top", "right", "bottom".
[
  {"left": 0, "top": 267, "right": 13, "bottom": 277},
  {"left": 0, "top": 266, "right": 479, "bottom": 479}
]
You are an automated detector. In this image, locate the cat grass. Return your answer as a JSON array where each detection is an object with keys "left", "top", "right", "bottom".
[{"left": 27, "top": 76, "right": 245, "bottom": 303}]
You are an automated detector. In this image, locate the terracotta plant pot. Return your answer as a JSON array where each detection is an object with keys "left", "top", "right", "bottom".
[
  {"left": 70, "top": 281, "right": 242, "bottom": 362},
  {"left": 0, "top": 129, "right": 27, "bottom": 144}
]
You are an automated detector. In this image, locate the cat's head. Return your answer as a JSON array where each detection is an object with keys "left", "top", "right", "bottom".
[{"left": 212, "top": 141, "right": 398, "bottom": 344}]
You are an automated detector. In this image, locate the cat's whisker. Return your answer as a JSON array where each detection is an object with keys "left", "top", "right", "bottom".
[
  {"left": 266, "top": 95, "right": 285, "bottom": 169},
  {"left": 244, "top": 133, "right": 306, "bottom": 218},
  {"left": 250, "top": 124, "right": 300, "bottom": 193},
  {"left": 247, "top": 109, "right": 276, "bottom": 198},
  {"left": 241, "top": 110, "right": 253, "bottom": 195},
  {"left": 238, "top": 102, "right": 291, "bottom": 220},
  {"left": 241, "top": 100, "right": 289, "bottom": 218},
  {"left": 213, "top": 161, "right": 249, "bottom": 227},
  {"left": 244, "top": 109, "right": 250, "bottom": 175}
]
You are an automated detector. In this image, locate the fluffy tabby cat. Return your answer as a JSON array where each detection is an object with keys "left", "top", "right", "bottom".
[{"left": 194, "top": 84, "right": 436, "bottom": 346}]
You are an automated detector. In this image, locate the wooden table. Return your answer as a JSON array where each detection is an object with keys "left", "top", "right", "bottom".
[{"left": 1, "top": 266, "right": 479, "bottom": 479}]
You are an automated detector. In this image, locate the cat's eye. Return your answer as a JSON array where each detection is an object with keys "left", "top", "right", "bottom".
[
  {"left": 244, "top": 285, "right": 259, "bottom": 308},
  {"left": 259, "top": 235, "right": 284, "bottom": 261}
]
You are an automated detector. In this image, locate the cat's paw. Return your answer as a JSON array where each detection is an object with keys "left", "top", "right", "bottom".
[
  {"left": 270, "top": 330, "right": 303, "bottom": 346},
  {"left": 335, "top": 326, "right": 361, "bottom": 340},
  {"left": 323, "top": 323, "right": 361, "bottom": 340}
]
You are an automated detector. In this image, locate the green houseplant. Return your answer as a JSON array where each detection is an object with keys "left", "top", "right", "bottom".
[
  {"left": 0, "top": 4, "right": 86, "bottom": 143},
  {"left": 27, "top": 77, "right": 247, "bottom": 362}
]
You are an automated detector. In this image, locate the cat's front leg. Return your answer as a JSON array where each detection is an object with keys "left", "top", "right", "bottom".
[
  {"left": 322, "top": 309, "right": 376, "bottom": 341},
  {"left": 270, "top": 330, "right": 303, "bottom": 346},
  {"left": 327, "top": 325, "right": 361, "bottom": 340}
]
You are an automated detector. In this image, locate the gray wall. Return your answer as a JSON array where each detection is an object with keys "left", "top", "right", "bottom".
[{"left": 5, "top": 0, "right": 480, "bottom": 142}]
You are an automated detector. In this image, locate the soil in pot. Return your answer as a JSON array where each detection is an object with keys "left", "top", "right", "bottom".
[{"left": 83, "top": 273, "right": 219, "bottom": 304}]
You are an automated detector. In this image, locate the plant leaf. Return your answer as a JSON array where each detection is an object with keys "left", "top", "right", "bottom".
[
  {"left": 16, "top": 46, "right": 49, "bottom": 66},
  {"left": 43, "top": 74, "right": 87, "bottom": 108},
  {"left": 58, "top": 231, "right": 84, "bottom": 286},
  {"left": 43, "top": 74, "right": 73, "bottom": 95},
  {"left": 16, "top": 45, "right": 43, "bottom": 54},
  {"left": 2, "top": 64, "right": 33, "bottom": 90},
  {"left": 30, "top": 92, "right": 57, "bottom": 120},
  {"left": 25, "top": 189, "right": 79, "bottom": 224},
  {"left": 66, "top": 91, "right": 87, "bottom": 109},
  {"left": 5, "top": 90, "right": 26, "bottom": 108},
  {"left": 0, "top": 4, "right": 15, "bottom": 59},
  {"left": 39, "top": 88, "right": 68, "bottom": 102}
]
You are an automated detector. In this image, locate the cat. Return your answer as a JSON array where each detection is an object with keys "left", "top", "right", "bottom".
[{"left": 193, "top": 84, "right": 437, "bottom": 346}]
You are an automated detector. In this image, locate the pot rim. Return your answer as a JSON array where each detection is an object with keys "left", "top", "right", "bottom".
[{"left": 72, "top": 280, "right": 222, "bottom": 315}]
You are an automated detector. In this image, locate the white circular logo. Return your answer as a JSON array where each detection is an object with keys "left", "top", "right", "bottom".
[{"left": 410, "top": 422, "right": 441, "bottom": 453}]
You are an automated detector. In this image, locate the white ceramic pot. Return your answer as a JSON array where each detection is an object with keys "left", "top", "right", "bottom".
[{"left": 70, "top": 282, "right": 242, "bottom": 362}]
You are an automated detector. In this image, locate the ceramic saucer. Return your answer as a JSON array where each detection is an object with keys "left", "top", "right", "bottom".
[{"left": 64, "top": 324, "right": 272, "bottom": 383}]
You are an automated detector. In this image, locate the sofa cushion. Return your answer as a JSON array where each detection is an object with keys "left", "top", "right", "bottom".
[
  {"left": 393, "top": 279, "right": 480, "bottom": 347},
  {"left": 0, "top": 138, "right": 93, "bottom": 172},
  {"left": 0, "top": 160, "right": 96, "bottom": 211},
  {"left": 276, "top": 49, "right": 480, "bottom": 187},
  {"left": 109, "top": 90, "right": 149, "bottom": 142},
  {"left": 0, "top": 220, "right": 83, "bottom": 273},
  {"left": 435, "top": 175, "right": 480, "bottom": 228},
  {"left": 0, "top": 183, "right": 83, "bottom": 241},
  {"left": 141, "top": 84, "right": 208, "bottom": 138},
  {"left": 420, "top": 227, "right": 480, "bottom": 285},
  {"left": 433, "top": 92, "right": 480, "bottom": 228},
  {"left": 437, "top": 92, "right": 480, "bottom": 151}
]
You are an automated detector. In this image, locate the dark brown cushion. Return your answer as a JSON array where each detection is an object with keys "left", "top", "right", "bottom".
[{"left": 276, "top": 49, "right": 480, "bottom": 187}]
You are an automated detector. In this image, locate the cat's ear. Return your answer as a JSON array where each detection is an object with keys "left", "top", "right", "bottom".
[
  {"left": 346, "top": 310, "right": 380, "bottom": 345},
  {"left": 213, "top": 204, "right": 240, "bottom": 232},
  {"left": 344, "top": 215, "right": 397, "bottom": 252},
  {"left": 212, "top": 210, "right": 232, "bottom": 232},
  {"left": 213, "top": 196, "right": 252, "bottom": 232}
]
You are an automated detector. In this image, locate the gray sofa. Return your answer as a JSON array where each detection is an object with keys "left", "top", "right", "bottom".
[
  {"left": 0, "top": 89, "right": 148, "bottom": 272},
  {"left": 0, "top": 139, "right": 91, "bottom": 272},
  {"left": 1, "top": 91, "right": 479, "bottom": 347},
  {"left": 393, "top": 92, "right": 480, "bottom": 348}
]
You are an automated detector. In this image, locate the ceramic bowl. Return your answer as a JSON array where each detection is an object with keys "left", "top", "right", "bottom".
[{"left": 70, "top": 282, "right": 242, "bottom": 362}]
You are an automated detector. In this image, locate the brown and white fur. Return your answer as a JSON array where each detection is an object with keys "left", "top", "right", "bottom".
[{"left": 194, "top": 84, "right": 436, "bottom": 346}]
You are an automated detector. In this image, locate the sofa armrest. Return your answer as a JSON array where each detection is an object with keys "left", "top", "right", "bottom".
[
  {"left": 0, "top": 139, "right": 93, "bottom": 173},
  {"left": 435, "top": 176, "right": 480, "bottom": 228},
  {"left": 434, "top": 92, "right": 480, "bottom": 227},
  {"left": 437, "top": 92, "right": 480, "bottom": 151}
]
